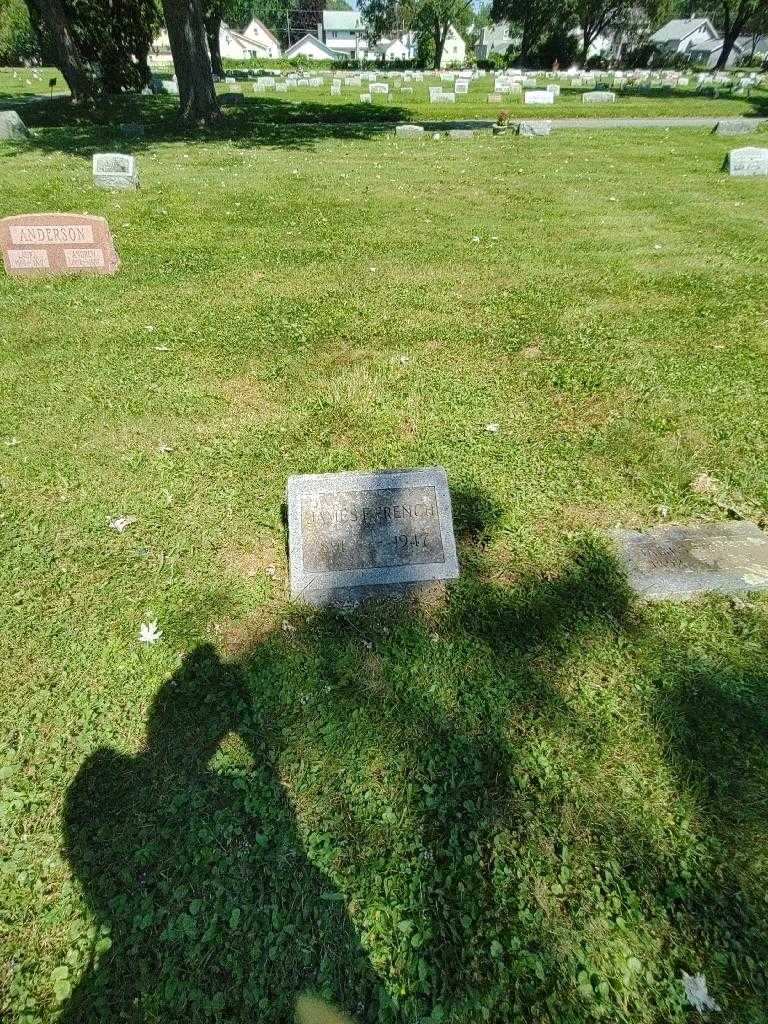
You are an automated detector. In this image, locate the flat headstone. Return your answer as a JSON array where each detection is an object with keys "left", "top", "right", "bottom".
[
  {"left": 395, "top": 124, "right": 424, "bottom": 137},
  {"left": 488, "top": 92, "right": 502, "bottom": 102},
  {"left": 714, "top": 119, "right": 755, "bottom": 136},
  {"left": 287, "top": 466, "right": 459, "bottom": 606},
  {"left": 119, "top": 122, "right": 145, "bottom": 139},
  {"left": 611, "top": 522, "right": 768, "bottom": 600},
  {"left": 0, "top": 213, "right": 119, "bottom": 277},
  {"left": 360, "top": 93, "right": 372, "bottom": 103},
  {"left": 0, "top": 111, "right": 29, "bottom": 141},
  {"left": 517, "top": 120, "right": 551, "bottom": 137},
  {"left": 219, "top": 92, "right": 244, "bottom": 106},
  {"left": 583, "top": 90, "right": 616, "bottom": 103},
  {"left": 454, "top": 81, "right": 469, "bottom": 94},
  {"left": 524, "top": 90, "right": 554, "bottom": 105},
  {"left": 162, "top": 80, "right": 179, "bottom": 95},
  {"left": 727, "top": 146, "right": 768, "bottom": 176},
  {"left": 448, "top": 129, "right": 473, "bottom": 139},
  {"left": 93, "top": 152, "right": 138, "bottom": 189}
]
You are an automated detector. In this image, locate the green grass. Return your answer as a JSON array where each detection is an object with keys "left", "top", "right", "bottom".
[
  {"left": 2, "top": 99, "right": 768, "bottom": 1024},
  {"left": 2, "top": 64, "right": 768, "bottom": 121},
  {"left": 0, "top": 67, "right": 67, "bottom": 99}
]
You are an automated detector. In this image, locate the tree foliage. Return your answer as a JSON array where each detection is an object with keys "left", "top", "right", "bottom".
[
  {"left": 360, "top": 0, "right": 473, "bottom": 67},
  {"left": 0, "top": 0, "right": 41, "bottom": 64}
]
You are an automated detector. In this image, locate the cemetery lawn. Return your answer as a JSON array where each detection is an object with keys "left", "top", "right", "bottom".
[{"left": 2, "top": 112, "right": 768, "bottom": 1024}]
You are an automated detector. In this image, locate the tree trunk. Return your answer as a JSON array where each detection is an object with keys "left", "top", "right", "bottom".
[
  {"left": 161, "top": 0, "right": 221, "bottom": 124},
  {"left": 26, "top": 0, "right": 94, "bottom": 102},
  {"left": 205, "top": 12, "right": 224, "bottom": 79},
  {"left": 715, "top": 24, "right": 742, "bottom": 68}
]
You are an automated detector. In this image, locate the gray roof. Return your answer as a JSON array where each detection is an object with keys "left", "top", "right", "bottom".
[
  {"left": 650, "top": 17, "right": 716, "bottom": 44},
  {"left": 689, "top": 37, "right": 744, "bottom": 54},
  {"left": 322, "top": 10, "right": 364, "bottom": 32}
]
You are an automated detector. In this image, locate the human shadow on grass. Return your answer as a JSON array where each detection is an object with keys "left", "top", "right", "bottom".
[
  {"left": 0, "top": 94, "right": 411, "bottom": 163},
  {"left": 61, "top": 509, "right": 768, "bottom": 1022}
]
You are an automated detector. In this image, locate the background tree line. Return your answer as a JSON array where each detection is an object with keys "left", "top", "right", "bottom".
[{"left": 1, "top": 0, "right": 765, "bottom": 123}]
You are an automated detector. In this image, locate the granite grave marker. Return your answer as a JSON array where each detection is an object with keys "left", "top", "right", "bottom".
[
  {"left": 287, "top": 467, "right": 459, "bottom": 606},
  {"left": 93, "top": 153, "right": 138, "bottom": 189},
  {"left": 611, "top": 522, "right": 768, "bottom": 600},
  {"left": 0, "top": 213, "right": 119, "bottom": 277}
]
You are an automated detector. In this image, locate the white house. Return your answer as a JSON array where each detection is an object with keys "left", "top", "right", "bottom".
[
  {"left": 150, "top": 20, "right": 281, "bottom": 66},
  {"left": 242, "top": 18, "right": 282, "bottom": 58},
  {"left": 321, "top": 10, "right": 370, "bottom": 59},
  {"left": 374, "top": 32, "right": 418, "bottom": 62},
  {"left": 440, "top": 24, "right": 466, "bottom": 67},
  {"left": 687, "top": 37, "right": 744, "bottom": 68},
  {"left": 649, "top": 17, "right": 719, "bottom": 55},
  {"left": 219, "top": 24, "right": 271, "bottom": 60},
  {"left": 283, "top": 33, "right": 343, "bottom": 61}
]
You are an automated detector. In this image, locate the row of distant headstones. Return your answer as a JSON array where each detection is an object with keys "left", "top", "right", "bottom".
[{"left": 1, "top": 107, "right": 766, "bottom": 173}]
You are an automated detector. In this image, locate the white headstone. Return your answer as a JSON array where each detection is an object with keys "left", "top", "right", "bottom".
[
  {"left": 524, "top": 90, "right": 554, "bottom": 105},
  {"left": 727, "top": 147, "right": 768, "bottom": 176},
  {"left": 92, "top": 153, "right": 138, "bottom": 190},
  {"left": 583, "top": 90, "right": 616, "bottom": 103}
]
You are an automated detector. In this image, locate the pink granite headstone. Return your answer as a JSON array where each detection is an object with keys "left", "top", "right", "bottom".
[{"left": 0, "top": 212, "right": 119, "bottom": 277}]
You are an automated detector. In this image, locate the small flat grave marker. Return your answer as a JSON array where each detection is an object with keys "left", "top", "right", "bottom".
[
  {"left": 611, "top": 522, "right": 768, "bottom": 600},
  {"left": 0, "top": 212, "right": 119, "bottom": 277},
  {"left": 524, "top": 90, "right": 554, "bottom": 105},
  {"left": 727, "top": 146, "right": 768, "bottom": 176},
  {"left": 517, "top": 120, "right": 552, "bottom": 136},
  {"left": 287, "top": 466, "right": 459, "bottom": 606},
  {"left": 713, "top": 120, "right": 755, "bottom": 136},
  {"left": 93, "top": 152, "right": 138, "bottom": 189},
  {"left": 395, "top": 124, "right": 424, "bottom": 137},
  {"left": 583, "top": 90, "right": 616, "bottom": 103}
]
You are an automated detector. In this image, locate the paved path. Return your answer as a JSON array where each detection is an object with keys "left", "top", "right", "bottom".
[{"left": 418, "top": 116, "right": 768, "bottom": 131}]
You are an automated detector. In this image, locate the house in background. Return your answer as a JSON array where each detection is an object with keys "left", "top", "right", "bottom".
[
  {"left": 242, "top": 18, "right": 282, "bottom": 58},
  {"left": 649, "top": 17, "right": 719, "bottom": 56},
  {"left": 475, "top": 21, "right": 517, "bottom": 59},
  {"left": 283, "top": 33, "right": 344, "bottom": 61},
  {"left": 150, "top": 19, "right": 281, "bottom": 65},
  {"left": 219, "top": 24, "right": 271, "bottom": 60},
  {"left": 687, "top": 36, "right": 744, "bottom": 67},
  {"left": 373, "top": 31, "right": 418, "bottom": 62},
  {"left": 320, "top": 11, "right": 370, "bottom": 60},
  {"left": 440, "top": 25, "right": 466, "bottom": 66}
]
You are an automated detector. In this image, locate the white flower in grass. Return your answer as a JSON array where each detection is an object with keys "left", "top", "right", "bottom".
[
  {"left": 108, "top": 515, "right": 136, "bottom": 533},
  {"left": 138, "top": 621, "right": 162, "bottom": 645},
  {"left": 681, "top": 973, "right": 720, "bottom": 1013}
]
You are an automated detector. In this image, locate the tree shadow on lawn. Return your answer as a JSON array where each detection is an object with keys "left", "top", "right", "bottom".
[
  {"left": 60, "top": 501, "right": 768, "bottom": 1022},
  {"left": 0, "top": 94, "right": 410, "bottom": 162}
]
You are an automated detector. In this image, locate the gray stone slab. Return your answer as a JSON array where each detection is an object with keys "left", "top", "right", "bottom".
[
  {"left": 119, "top": 122, "right": 145, "bottom": 139},
  {"left": 0, "top": 110, "right": 29, "bottom": 141},
  {"left": 517, "top": 120, "right": 552, "bottom": 137},
  {"left": 713, "top": 119, "right": 756, "bottom": 136},
  {"left": 395, "top": 124, "right": 425, "bottom": 137},
  {"left": 610, "top": 522, "right": 768, "bottom": 600},
  {"left": 93, "top": 153, "right": 138, "bottom": 189},
  {"left": 726, "top": 146, "right": 768, "bottom": 176},
  {"left": 287, "top": 466, "right": 459, "bottom": 606},
  {"left": 448, "top": 128, "right": 473, "bottom": 139}
]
